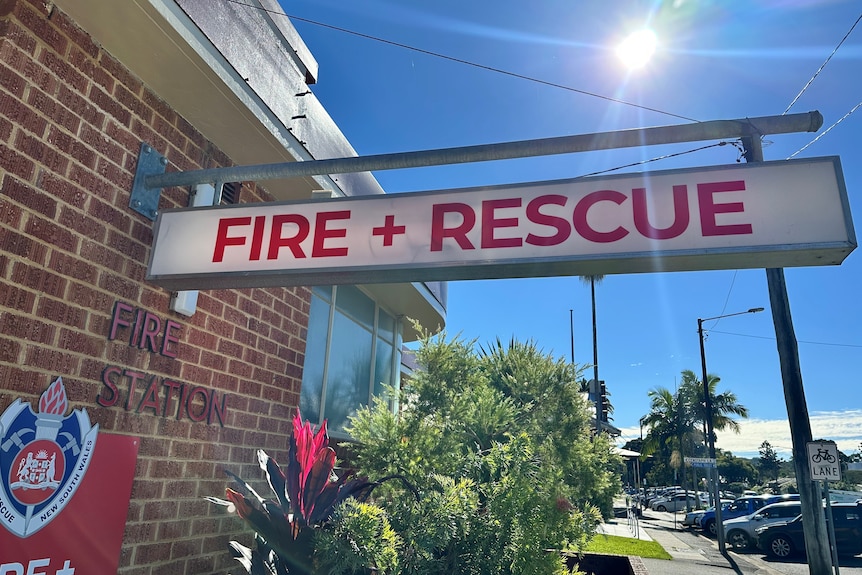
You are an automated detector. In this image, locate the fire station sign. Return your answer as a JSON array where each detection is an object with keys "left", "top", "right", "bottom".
[{"left": 147, "top": 156, "right": 854, "bottom": 290}]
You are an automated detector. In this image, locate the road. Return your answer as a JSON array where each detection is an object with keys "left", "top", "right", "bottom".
[{"left": 641, "top": 508, "right": 862, "bottom": 575}]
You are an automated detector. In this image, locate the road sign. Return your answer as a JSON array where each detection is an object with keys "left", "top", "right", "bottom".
[
  {"left": 146, "top": 157, "right": 854, "bottom": 291},
  {"left": 807, "top": 440, "right": 841, "bottom": 481},
  {"left": 685, "top": 457, "right": 716, "bottom": 468}
]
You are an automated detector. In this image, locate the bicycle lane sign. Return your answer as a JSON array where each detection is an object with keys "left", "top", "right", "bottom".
[{"left": 807, "top": 440, "right": 842, "bottom": 481}]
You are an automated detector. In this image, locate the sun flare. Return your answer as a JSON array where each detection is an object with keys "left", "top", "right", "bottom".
[{"left": 617, "top": 29, "right": 657, "bottom": 70}]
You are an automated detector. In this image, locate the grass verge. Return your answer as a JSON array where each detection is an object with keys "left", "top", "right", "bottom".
[{"left": 584, "top": 533, "right": 673, "bottom": 560}]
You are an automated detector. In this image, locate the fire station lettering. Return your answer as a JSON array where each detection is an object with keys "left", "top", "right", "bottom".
[
  {"left": 99, "top": 301, "right": 230, "bottom": 426},
  {"left": 146, "top": 158, "right": 855, "bottom": 290}
]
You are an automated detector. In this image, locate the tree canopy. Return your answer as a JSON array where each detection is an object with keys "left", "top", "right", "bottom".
[{"left": 345, "top": 333, "right": 621, "bottom": 575}]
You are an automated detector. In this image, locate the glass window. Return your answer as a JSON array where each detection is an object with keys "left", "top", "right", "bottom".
[{"left": 299, "top": 286, "right": 402, "bottom": 435}]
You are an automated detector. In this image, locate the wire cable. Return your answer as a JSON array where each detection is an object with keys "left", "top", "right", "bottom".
[
  {"left": 783, "top": 11, "right": 862, "bottom": 115},
  {"left": 223, "top": 0, "right": 699, "bottom": 123},
  {"left": 709, "top": 330, "right": 862, "bottom": 349},
  {"left": 575, "top": 142, "right": 728, "bottom": 179},
  {"left": 787, "top": 99, "right": 862, "bottom": 158}
]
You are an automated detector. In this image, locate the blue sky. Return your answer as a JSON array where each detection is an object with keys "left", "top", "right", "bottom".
[{"left": 276, "top": 0, "right": 862, "bottom": 458}]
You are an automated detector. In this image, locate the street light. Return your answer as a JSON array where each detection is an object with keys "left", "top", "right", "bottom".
[{"left": 697, "top": 307, "right": 764, "bottom": 554}]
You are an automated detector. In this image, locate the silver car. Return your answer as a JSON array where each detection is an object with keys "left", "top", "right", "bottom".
[{"left": 723, "top": 500, "right": 802, "bottom": 549}]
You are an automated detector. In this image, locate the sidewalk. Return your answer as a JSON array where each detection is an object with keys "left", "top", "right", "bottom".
[{"left": 599, "top": 504, "right": 785, "bottom": 575}]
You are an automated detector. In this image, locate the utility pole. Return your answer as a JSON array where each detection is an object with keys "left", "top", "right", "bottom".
[{"left": 742, "top": 136, "right": 832, "bottom": 575}]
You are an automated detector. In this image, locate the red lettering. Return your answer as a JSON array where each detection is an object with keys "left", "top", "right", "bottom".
[
  {"left": 136, "top": 377, "right": 162, "bottom": 415},
  {"left": 130, "top": 308, "right": 144, "bottom": 348},
  {"left": 161, "top": 320, "right": 181, "bottom": 358},
  {"left": 162, "top": 380, "right": 182, "bottom": 416},
  {"left": 97, "top": 366, "right": 122, "bottom": 407},
  {"left": 573, "top": 190, "right": 629, "bottom": 243},
  {"left": 140, "top": 312, "right": 161, "bottom": 352},
  {"left": 632, "top": 185, "right": 690, "bottom": 239},
  {"left": 431, "top": 203, "right": 476, "bottom": 251},
  {"left": 698, "top": 180, "right": 752, "bottom": 236},
  {"left": 186, "top": 386, "right": 210, "bottom": 422},
  {"left": 108, "top": 301, "right": 133, "bottom": 341},
  {"left": 212, "top": 217, "right": 252, "bottom": 262},
  {"left": 268, "top": 214, "right": 309, "bottom": 259},
  {"left": 312, "top": 211, "right": 350, "bottom": 257},
  {"left": 208, "top": 389, "right": 228, "bottom": 427},
  {"left": 481, "top": 198, "right": 522, "bottom": 249},
  {"left": 124, "top": 370, "right": 146, "bottom": 411},
  {"left": 526, "top": 194, "right": 571, "bottom": 246},
  {"left": 249, "top": 215, "right": 266, "bottom": 260}
]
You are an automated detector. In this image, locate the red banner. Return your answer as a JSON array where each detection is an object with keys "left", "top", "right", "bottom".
[{"left": 0, "top": 433, "right": 139, "bottom": 574}]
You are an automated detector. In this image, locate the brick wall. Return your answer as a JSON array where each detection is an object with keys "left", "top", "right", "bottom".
[{"left": 0, "top": 1, "right": 309, "bottom": 572}]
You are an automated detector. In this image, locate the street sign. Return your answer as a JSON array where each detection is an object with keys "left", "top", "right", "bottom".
[
  {"left": 685, "top": 457, "right": 716, "bottom": 468},
  {"left": 807, "top": 440, "right": 841, "bottom": 481},
  {"left": 146, "top": 157, "right": 855, "bottom": 291}
]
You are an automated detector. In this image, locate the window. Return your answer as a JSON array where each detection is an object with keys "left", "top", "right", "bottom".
[{"left": 299, "top": 285, "right": 402, "bottom": 435}]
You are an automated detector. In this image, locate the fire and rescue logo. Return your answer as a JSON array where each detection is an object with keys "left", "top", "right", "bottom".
[{"left": 0, "top": 377, "right": 98, "bottom": 537}]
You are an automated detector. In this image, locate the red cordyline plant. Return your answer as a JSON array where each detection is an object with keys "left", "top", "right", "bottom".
[{"left": 209, "top": 412, "right": 412, "bottom": 575}]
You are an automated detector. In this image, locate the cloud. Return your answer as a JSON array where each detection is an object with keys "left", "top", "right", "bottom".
[{"left": 617, "top": 410, "right": 862, "bottom": 459}]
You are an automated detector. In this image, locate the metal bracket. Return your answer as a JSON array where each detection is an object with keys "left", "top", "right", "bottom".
[{"left": 129, "top": 142, "right": 168, "bottom": 220}]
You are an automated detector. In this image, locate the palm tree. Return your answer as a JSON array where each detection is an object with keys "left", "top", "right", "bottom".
[
  {"left": 640, "top": 386, "right": 699, "bottom": 492},
  {"left": 678, "top": 369, "right": 749, "bottom": 444},
  {"left": 579, "top": 275, "right": 604, "bottom": 429}
]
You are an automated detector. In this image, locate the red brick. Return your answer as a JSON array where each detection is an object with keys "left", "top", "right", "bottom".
[
  {"left": 35, "top": 295, "right": 87, "bottom": 327},
  {"left": 89, "top": 85, "right": 131, "bottom": 126},
  {"left": 0, "top": 279, "right": 36, "bottom": 312},
  {"left": 23, "top": 344, "right": 79, "bottom": 373},
  {"left": 24, "top": 214, "right": 77, "bottom": 252},
  {"left": 51, "top": 9, "right": 99, "bottom": 59},
  {"left": 87, "top": 197, "right": 131, "bottom": 235},
  {"left": 95, "top": 155, "right": 132, "bottom": 192},
  {"left": 48, "top": 250, "right": 97, "bottom": 282},
  {"left": 0, "top": 311, "right": 55, "bottom": 344},
  {"left": 98, "top": 270, "right": 140, "bottom": 300},
  {"left": 28, "top": 89, "right": 81, "bottom": 135},
  {"left": 56, "top": 327, "right": 104, "bottom": 356},
  {"left": 67, "top": 281, "right": 114, "bottom": 312},
  {"left": 1, "top": 176, "right": 55, "bottom": 217},
  {"left": 57, "top": 84, "right": 104, "bottom": 127},
  {"left": 100, "top": 51, "right": 142, "bottom": 94},
  {"left": 141, "top": 88, "right": 176, "bottom": 126},
  {"left": 0, "top": 337, "right": 22, "bottom": 363},
  {"left": 0, "top": 19, "right": 37, "bottom": 55},
  {"left": 68, "top": 164, "right": 114, "bottom": 203},
  {"left": 114, "top": 83, "right": 152, "bottom": 124},
  {"left": 82, "top": 122, "right": 127, "bottom": 166},
  {"left": 40, "top": 48, "right": 91, "bottom": 94},
  {"left": 69, "top": 46, "right": 114, "bottom": 92},
  {"left": 16, "top": 2, "right": 68, "bottom": 56},
  {"left": 0, "top": 91, "right": 48, "bottom": 136},
  {"left": 57, "top": 206, "right": 107, "bottom": 242},
  {"left": 0, "top": 228, "right": 47, "bottom": 262},
  {"left": 16, "top": 131, "right": 69, "bottom": 174},
  {"left": 0, "top": 60, "right": 26, "bottom": 98},
  {"left": 0, "top": 116, "right": 12, "bottom": 142}
]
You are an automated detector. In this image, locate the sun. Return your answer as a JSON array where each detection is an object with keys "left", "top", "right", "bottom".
[{"left": 617, "top": 29, "right": 657, "bottom": 70}]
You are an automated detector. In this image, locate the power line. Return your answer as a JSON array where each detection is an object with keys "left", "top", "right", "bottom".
[
  {"left": 783, "top": 12, "right": 862, "bottom": 115},
  {"left": 575, "top": 142, "right": 728, "bottom": 179},
  {"left": 788, "top": 99, "right": 862, "bottom": 158},
  {"left": 709, "top": 329, "right": 862, "bottom": 349},
  {"left": 224, "top": 0, "right": 699, "bottom": 122}
]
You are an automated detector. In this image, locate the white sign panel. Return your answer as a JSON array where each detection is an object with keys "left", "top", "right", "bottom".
[
  {"left": 807, "top": 440, "right": 842, "bottom": 481},
  {"left": 147, "top": 157, "right": 855, "bottom": 290}
]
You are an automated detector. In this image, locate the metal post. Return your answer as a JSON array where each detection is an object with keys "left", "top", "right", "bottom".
[
  {"left": 743, "top": 135, "right": 833, "bottom": 575},
  {"left": 698, "top": 318, "right": 725, "bottom": 552},
  {"left": 823, "top": 480, "right": 841, "bottom": 575},
  {"left": 130, "top": 112, "right": 823, "bottom": 219}
]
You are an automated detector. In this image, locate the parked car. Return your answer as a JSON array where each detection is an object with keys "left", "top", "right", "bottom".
[
  {"left": 651, "top": 493, "right": 698, "bottom": 512},
  {"left": 755, "top": 502, "right": 862, "bottom": 559},
  {"left": 698, "top": 494, "right": 800, "bottom": 537},
  {"left": 724, "top": 501, "right": 802, "bottom": 549},
  {"left": 684, "top": 500, "right": 729, "bottom": 528}
]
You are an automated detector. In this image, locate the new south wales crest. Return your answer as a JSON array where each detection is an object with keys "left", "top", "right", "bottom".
[{"left": 0, "top": 377, "right": 98, "bottom": 537}]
